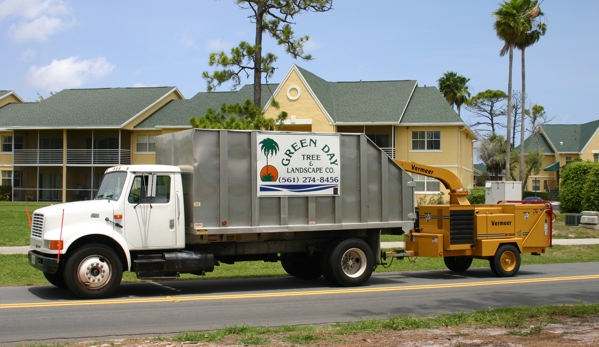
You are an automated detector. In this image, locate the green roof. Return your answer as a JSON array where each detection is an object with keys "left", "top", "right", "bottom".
[
  {"left": 402, "top": 86, "right": 464, "bottom": 124},
  {"left": 518, "top": 131, "right": 555, "bottom": 154},
  {"left": 0, "top": 87, "right": 177, "bottom": 128},
  {"left": 296, "top": 65, "right": 418, "bottom": 123},
  {"left": 539, "top": 119, "right": 599, "bottom": 153},
  {"left": 136, "top": 84, "right": 276, "bottom": 129}
]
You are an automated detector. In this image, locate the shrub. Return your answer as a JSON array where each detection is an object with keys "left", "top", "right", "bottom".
[
  {"left": 0, "top": 186, "right": 11, "bottom": 201},
  {"left": 468, "top": 188, "right": 485, "bottom": 204},
  {"left": 581, "top": 165, "right": 599, "bottom": 212},
  {"left": 559, "top": 161, "right": 598, "bottom": 213},
  {"left": 417, "top": 192, "right": 446, "bottom": 206}
]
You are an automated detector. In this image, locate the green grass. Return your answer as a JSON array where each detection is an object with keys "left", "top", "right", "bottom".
[
  {"left": 3, "top": 244, "right": 599, "bottom": 287},
  {"left": 159, "top": 303, "right": 599, "bottom": 345},
  {"left": 0, "top": 201, "right": 52, "bottom": 246}
]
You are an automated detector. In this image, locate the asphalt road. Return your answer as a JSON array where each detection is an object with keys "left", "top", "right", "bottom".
[{"left": 1, "top": 262, "right": 598, "bottom": 346}]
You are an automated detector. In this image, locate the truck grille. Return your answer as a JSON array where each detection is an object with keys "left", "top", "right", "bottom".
[{"left": 31, "top": 213, "right": 44, "bottom": 238}]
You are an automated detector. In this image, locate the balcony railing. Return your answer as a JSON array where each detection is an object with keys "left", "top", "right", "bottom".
[
  {"left": 13, "top": 149, "right": 131, "bottom": 165},
  {"left": 380, "top": 147, "right": 395, "bottom": 159},
  {"left": 67, "top": 149, "right": 131, "bottom": 165},
  {"left": 13, "top": 149, "right": 63, "bottom": 165}
]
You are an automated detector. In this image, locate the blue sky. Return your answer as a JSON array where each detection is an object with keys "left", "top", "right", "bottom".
[{"left": 1, "top": 0, "right": 597, "bottom": 129}]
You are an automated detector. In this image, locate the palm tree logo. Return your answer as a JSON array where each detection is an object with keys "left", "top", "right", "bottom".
[{"left": 259, "top": 137, "right": 279, "bottom": 182}]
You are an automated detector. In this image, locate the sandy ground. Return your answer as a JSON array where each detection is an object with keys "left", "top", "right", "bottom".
[{"left": 66, "top": 315, "right": 599, "bottom": 347}]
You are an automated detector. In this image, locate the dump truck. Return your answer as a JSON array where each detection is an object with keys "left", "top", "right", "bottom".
[
  {"left": 28, "top": 130, "right": 553, "bottom": 299},
  {"left": 28, "top": 129, "right": 415, "bottom": 298},
  {"left": 389, "top": 161, "right": 554, "bottom": 276}
]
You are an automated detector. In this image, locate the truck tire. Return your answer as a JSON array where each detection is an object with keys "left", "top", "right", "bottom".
[
  {"left": 490, "top": 244, "right": 521, "bottom": 277},
  {"left": 444, "top": 256, "right": 473, "bottom": 272},
  {"left": 321, "top": 238, "right": 374, "bottom": 287},
  {"left": 281, "top": 254, "right": 322, "bottom": 279},
  {"left": 43, "top": 272, "right": 66, "bottom": 288},
  {"left": 64, "top": 244, "right": 123, "bottom": 299}
]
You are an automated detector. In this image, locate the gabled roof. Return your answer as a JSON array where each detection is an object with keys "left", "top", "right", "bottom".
[
  {"left": 296, "top": 65, "right": 418, "bottom": 124},
  {"left": 0, "top": 87, "right": 180, "bottom": 129},
  {"left": 519, "top": 131, "right": 555, "bottom": 154},
  {"left": 0, "top": 90, "right": 24, "bottom": 103},
  {"left": 136, "top": 84, "right": 276, "bottom": 129},
  {"left": 538, "top": 119, "right": 599, "bottom": 153}
]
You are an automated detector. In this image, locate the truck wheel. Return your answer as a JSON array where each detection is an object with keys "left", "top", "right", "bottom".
[
  {"left": 491, "top": 244, "right": 521, "bottom": 277},
  {"left": 43, "top": 272, "right": 66, "bottom": 288},
  {"left": 321, "top": 239, "right": 374, "bottom": 287},
  {"left": 64, "top": 244, "right": 123, "bottom": 299},
  {"left": 281, "top": 254, "right": 322, "bottom": 279},
  {"left": 444, "top": 256, "right": 473, "bottom": 272}
]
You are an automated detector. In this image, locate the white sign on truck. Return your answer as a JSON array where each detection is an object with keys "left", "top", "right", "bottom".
[{"left": 257, "top": 133, "right": 341, "bottom": 196}]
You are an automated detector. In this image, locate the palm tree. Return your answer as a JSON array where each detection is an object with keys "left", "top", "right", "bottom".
[
  {"left": 493, "top": 0, "right": 530, "bottom": 179},
  {"left": 437, "top": 71, "right": 471, "bottom": 117},
  {"left": 259, "top": 137, "right": 279, "bottom": 181},
  {"left": 516, "top": 1, "right": 546, "bottom": 181}
]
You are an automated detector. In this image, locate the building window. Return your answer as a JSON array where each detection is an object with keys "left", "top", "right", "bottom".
[
  {"left": 2, "top": 136, "right": 23, "bottom": 152},
  {"left": 412, "top": 131, "right": 440, "bottom": 150},
  {"left": 136, "top": 135, "right": 155, "bottom": 153},
  {"left": 1, "top": 171, "right": 10, "bottom": 186},
  {"left": 532, "top": 179, "right": 540, "bottom": 192},
  {"left": 565, "top": 156, "right": 572, "bottom": 165},
  {"left": 594, "top": 153, "right": 598, "bottom": 162},
  {"left": 413, "top": 173, "right": 441, "bottom": 192}
]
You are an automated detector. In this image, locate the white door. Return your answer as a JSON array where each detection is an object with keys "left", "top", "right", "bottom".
[{"left": 123, "top": 174, "right": 177, "bottom": 248}]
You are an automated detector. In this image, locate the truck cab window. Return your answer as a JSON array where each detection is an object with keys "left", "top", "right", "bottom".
[
  {"left": 128, "top": 175, "right": 170, "bottom": 204},
  {"left": 96, "top": 172, "right": 127, "bottom": 200}
]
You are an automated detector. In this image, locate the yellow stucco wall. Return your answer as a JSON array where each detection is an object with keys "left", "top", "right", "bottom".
[
  {"left": 0, "top": 132, "right": 13, "bottom": 167},
  {"left": 123, "top": 90, "right": 183, "bottom": 130},
  {"left": 0, "top": 94, "right": 21, "bottom": 108},
  {"left": 582, "top": 131, "right": 599, "bottom": 160},
  {"left": 263, "top": 69, "right": 335, "bottom": 133}
]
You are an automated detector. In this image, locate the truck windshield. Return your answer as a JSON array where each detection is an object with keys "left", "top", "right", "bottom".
[{"left": 96, "top": 171, "right": 128, "bottom": 200}]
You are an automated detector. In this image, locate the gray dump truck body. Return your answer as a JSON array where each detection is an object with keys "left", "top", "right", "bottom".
[{"left": 155, "top": 129, "right": 415, "bottom": 238}]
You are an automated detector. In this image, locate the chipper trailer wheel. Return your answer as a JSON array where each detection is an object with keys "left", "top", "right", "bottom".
[
  {"left": 444, "top": 256, "right": 473, "bottom": 272},
  {"left": 490, "top": 244, "right": 521, "bottom": 277},
  {"left": 320, "top": 238, "right": 374, "bottom": 287},
  {"left": 64, "top": 244, "right": 123, "bottom": 299}
]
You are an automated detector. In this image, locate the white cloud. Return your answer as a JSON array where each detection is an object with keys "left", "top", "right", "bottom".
[
  {"left": 207, "top": 39, "right": 232, "bottom": 51},
  {"left": 24, "top": 56, "right": 116, "bottom": 91},
  {"left": 133, "top": 83, "right": 157, "bottom": 88},
  {"left": 180, "top": 28, "right": 195, "bottom": 48},
  {"left": 0, "top": 0, "right": 73, "bottom": 42},
  {"left": 9, "top": 15, "right": 69, "bottom": 42}
]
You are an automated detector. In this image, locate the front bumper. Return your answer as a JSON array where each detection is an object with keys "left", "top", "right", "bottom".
[{"left": 28, "top": 250, "right": 60, "bottom": 274}]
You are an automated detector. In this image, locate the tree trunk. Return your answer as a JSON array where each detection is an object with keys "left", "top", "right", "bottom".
[
  {"left": 253, "top": 3, "right": 264, "bottom": 107},
  {"left": 505, "top": 45, "right": 513, "bottom": 180},
  {"left": 519, "top": 47, "right": 526, "bottom": 182}
]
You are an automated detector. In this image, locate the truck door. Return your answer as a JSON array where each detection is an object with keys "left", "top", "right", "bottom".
[{"left": 123, "top": 174, "right": 178, "bottom": 248}]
